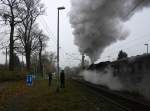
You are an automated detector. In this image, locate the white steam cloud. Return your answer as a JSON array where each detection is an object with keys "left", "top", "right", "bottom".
[
  {"left": 70, "top": 0, "right": 150, "bottom": 62},
  {"left": 81, "top": 66, "right": 123, "bottom": 90},
  {"left": 81, "top": 67, "right": 150, "bottom": 100}
]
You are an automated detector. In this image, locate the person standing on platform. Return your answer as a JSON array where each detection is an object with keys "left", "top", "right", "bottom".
[
  {"left": 60, "top": 70, "right": 65, "bottom": 88},
  {"left": 48, "top": 72, "right": 52, "bottom": 87}
]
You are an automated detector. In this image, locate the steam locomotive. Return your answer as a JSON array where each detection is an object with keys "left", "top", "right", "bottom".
[{"left": 88, "top": 54, "right": 150, "bottom": 84}]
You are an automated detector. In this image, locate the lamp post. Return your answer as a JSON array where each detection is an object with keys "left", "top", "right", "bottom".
[
  {"left": 144, "top": 44, "right": 149, "bottom": 54},
  {"left": 57, "top": 6, "right": 65, "bottom": 92}
]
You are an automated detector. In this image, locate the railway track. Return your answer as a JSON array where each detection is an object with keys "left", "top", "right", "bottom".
[{"left": 74, "top": 79, "right": 150, "bottom": 111}]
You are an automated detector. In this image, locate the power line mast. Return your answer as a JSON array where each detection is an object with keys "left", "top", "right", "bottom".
[{"left": 144, "top": 44, "right": 149, "bottom": 54}]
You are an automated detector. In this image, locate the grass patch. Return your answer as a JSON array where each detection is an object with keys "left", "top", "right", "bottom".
[{"left": 0, "top": 80, "right": 124, "bottom": 111}]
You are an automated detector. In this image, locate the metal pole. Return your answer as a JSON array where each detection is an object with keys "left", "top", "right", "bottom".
[
  {"left": 57, "top": 9, "right": 60, "bottom": 92},
  {"left": 56, "top": 7, "right": 65, "bottom": 92},
  {"left": 144, "top": 44, "right": 149, "bottom": 54},
  {"left": 6, "top": 48, "right": 7, "bottom": 67},
  {"left": 147, "top": 45, "right": 148, "bottom": 54},
  {"left": 108, "top": 56, "right": 110, "bottom": 61}
]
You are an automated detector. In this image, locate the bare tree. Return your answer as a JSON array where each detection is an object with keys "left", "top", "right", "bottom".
[
  {"left": 42, "top": 51, "right": 56, "bottom": 73},
  {"left": 37, "top": 30, "right": 48, "bottom": 73},
  {"left": 27, "top": 28, "right": 48, "bottom": 73},
  {"left": 0, "top": 0, "right": 24, "bottom": 70},
  {"left": 16, "top": 0, "right": 45, "bottom": 70},
  {"left": 17, "top": 24, "right": 45, "bottom": 70}
]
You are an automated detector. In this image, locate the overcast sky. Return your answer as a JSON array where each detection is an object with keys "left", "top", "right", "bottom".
[{"left": 0, "top": 0, "right": 150, "bottom": 68}]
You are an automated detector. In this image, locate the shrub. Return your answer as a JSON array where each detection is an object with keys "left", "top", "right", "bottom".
[{"left": 0, "top": 70, "right": 27, "bottom": 82}]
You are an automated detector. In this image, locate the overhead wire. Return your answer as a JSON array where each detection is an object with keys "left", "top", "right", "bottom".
[
  {"left": 38, "top": 0, "right": 149, "bottom": 64},
  {"left": 102, "top": 0, "right": 149, "bottom": 60},
  {"left": 38, "top": 16, "right": 82, "bottom": 67},
  {"left": 40, "top": 16, "right": 82, "bottom": 58}
]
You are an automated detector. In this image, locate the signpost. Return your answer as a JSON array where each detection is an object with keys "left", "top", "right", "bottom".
[{"left": 26, "top": 74, "right": 33, "bottom": 86}]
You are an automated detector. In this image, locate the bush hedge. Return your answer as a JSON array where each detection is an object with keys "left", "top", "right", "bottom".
[{"left": 0, "top": 70, "right": 27, "bottom": 82}]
